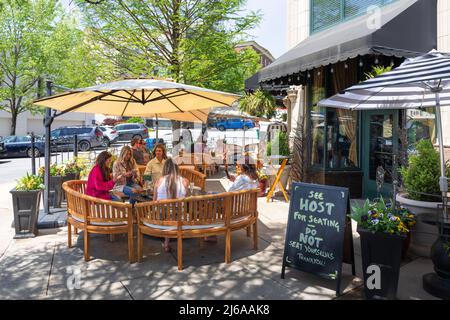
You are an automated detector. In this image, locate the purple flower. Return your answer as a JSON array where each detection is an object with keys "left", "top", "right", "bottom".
[
  {"left": 361, "top": 215, "right": 368, "bottom": 222},
  {"left": 379, "top": 213, "right": 384, "bottom": 218},
  {"left": 371, "top": 219, "right": 380, "bottom": 225}
]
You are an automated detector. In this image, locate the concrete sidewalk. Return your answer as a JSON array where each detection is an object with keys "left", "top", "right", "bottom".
[{"left": 0, "top": 176, "right": 441, "bottom": 300}]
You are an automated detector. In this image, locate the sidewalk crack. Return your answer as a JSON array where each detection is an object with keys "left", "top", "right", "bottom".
[
  {"left": 120, "top": 281, "right": 135, "bottom": 300},
  {"left": 45, "top": 242, "right": 57, "bottom": 296}
]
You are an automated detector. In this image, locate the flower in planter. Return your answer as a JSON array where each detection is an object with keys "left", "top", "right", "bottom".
[
  {"left": 62, "top": 157, "right": 87, "bottom": 175},
  {"left": 15, "top": 173, "right": 45, "bottom": 191},
  {"left": 38, "top": 163, "right": 66, "bottom": 177},
  {"left": 351, "top": 197, "right": 416, "bottom": 236}
]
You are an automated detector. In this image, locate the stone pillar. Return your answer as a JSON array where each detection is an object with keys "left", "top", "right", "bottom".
[
  {"left": 284, "top": 86, "right": 304, "bottom": 150},
  {"left": 284, "top": 85, "right": 307, "bottom": 183}
]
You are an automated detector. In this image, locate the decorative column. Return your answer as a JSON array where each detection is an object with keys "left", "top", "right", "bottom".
[{"left": 284, "top": 85, "right": 306, "bottom": 182}]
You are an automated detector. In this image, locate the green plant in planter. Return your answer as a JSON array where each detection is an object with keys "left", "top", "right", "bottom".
[
  {"left": 63, "top": 157, "right": 87, "bottom": 175},
  {"left": 257, "top": 169, "right": 268, "bottom": 181},
  {"left": 15, "top": 173, "right": 45, "bottom": 191},
  {"left": 399, "top": 140, "right": 450, "bottom": 201},
  {"left": 351, "top": 197, "right": 416, "bottom": 235},
  {"left": 38, "top": 164, "right": 65, "bottom": 177},
  {"left": 267, "top": 131, "right": 290, "bottom": 164}
]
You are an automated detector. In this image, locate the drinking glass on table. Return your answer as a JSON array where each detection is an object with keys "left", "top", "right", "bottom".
[{"left": 189, "top": 182, "right": 194, "bottom": 194}]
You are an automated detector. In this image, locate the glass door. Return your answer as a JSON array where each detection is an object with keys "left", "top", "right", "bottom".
[{"left": 362, "top": 110, "right": 398, "bottom": 199}]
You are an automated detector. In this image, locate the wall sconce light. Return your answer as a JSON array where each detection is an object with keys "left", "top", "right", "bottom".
[
  {"left": 307, "top": 73, "right": 311, "bottom": 79},
  {"left": 344, "top": 63, "right": 348, "bottom": 69},
  {"left": 330, "top": 68, "right": 334, "bottom": 73},
  {"left": 374, "top": 58, "right": 379, "bottom": 64},
  {"left": 359, "top": 60, "right": 363, "bottom": 67}
]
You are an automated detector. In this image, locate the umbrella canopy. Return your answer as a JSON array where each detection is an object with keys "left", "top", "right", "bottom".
[
  {"left": 318, "top": 49, "right": 450, "bottom": 218},
  {"left": 319, "top": 50, "right": 450, "bottom": 110},
  {"left": 33, "top": 78, "right": 240, "bottom": 121}
]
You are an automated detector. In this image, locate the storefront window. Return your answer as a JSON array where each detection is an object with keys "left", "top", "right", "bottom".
[
  {"left": 326, "top": 109, "right": 359, "bottom": 169},
  {"left": 311, "top": 0, "right": 398, "bottom": 34},
  {"left": 309, "top": 62, "right": 360, "bottom": 170},
  {"left": 406, "top": 109, "right": 436, "bottom": 155}
]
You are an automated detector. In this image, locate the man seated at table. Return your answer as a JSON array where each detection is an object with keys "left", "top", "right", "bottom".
[
  {"left": 131, "top": 137, "right": 147, "bottom": 165},
  {"left": 144, "top": 143, "right": 167, "bottom": 189}
]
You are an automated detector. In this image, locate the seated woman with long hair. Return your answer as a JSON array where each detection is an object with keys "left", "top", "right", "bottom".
[
  {"left": 112, "top": 145, "right": 143, "bottom": 204},
  {"left": 86, "top": 151, "right": 124, "bottom": 200},
  {"left": 144, "top": 143, "right": 167, "bottom": 189},
  {"left": 153, "top": 158, "right": 190, "bottom": 252}
]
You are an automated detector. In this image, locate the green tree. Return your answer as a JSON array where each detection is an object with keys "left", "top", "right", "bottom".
[
  {"left": 365, "top": 65, "right": 393, "bottom": 80},
  {"left": 75, "top": 0, "right": 262, "bottom": 144},
  {"left": 0, "top": 0, "right": 100, "bottom": 134},
  {"left": 239, "top": 89, "right": 276, "bottom": 118}
]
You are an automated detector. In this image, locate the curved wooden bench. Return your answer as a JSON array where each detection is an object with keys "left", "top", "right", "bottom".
[
  {"left": 63, "top": 180, "right": 135, "bottom": 263},
  {"left": 179, "top": 166, "right": 206, "bottom": 191},
  {"left": 135, "top": 188, "right": 259, "bottom": 270}
]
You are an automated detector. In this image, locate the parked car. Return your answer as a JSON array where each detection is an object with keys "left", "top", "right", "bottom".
[
  {"left": 114, "top": 123, "right": 149, "bottom": 141},
  {"left": 215, "top": 118, "right": 255, "bottom": 131},
  {"left": 0, "top": 135, "right": 45, "bottom": 158},
  {"left": 145, "top": 137, "right": 165, "bottom": 152},
  {"left": 50, "top": 126, "right": 104, "bottom": 152},
  {"left": 99, "top": 126, "right": 119, "bottom": 147}
]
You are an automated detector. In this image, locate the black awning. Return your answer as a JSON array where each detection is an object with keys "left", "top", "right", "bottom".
[{"left": 246, "top": 0, "right": 436, "bottom": 89}]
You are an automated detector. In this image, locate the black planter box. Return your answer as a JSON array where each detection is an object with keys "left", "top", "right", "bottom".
[
  {"left": 49, "top": 175, "right": 63, "bottom": 208},
  {"left": 10, "top": 189, "right": 42, "bottom": 238},
  {"left": 357, "top": 226, "right": 406, "bottom": 300}
]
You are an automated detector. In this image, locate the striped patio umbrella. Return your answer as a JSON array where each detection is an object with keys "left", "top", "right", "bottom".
[{"left": 318, "top": 50, "right": 450, "bottom": 217}]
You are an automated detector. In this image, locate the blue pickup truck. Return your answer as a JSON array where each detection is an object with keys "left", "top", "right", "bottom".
[{"left": 215, "top": 118, "right": 255, "bottom": 131}]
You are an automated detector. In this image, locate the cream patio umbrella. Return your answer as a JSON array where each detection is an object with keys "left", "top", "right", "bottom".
[
  {"left": 33, "top": 78, "right": 240, "bottom": 120},
  {"left": 34, "top": 78, "right": 239, "bottom": 217}
]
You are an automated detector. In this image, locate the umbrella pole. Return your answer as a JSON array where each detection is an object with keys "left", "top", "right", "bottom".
[
  {"left": 434, "top": 92, "right": 448, "bottom": 221},
  {"left": 156, "top": 116, "right": 159, "bottom": 141}
]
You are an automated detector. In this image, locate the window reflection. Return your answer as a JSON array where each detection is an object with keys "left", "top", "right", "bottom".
[
  {"left": 406, "top": 109, "right": 435, "bottom": 154},
  {"left": 326, "top": 109, "right": 359, "bottom": 169}
]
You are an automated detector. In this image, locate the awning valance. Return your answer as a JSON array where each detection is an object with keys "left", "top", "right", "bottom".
[{"left": 245, "top": 0, "right": 437, "bottom": 90}]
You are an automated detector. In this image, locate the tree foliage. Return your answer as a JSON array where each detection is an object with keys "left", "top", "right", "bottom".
[
  {"left": 75, "top": 0, "right": 261, "bottom": 92},
  {"left": 239, "top": 89, "right": 276, "bottom": 118},
  {"left": 0, "top": 0, "right": 101, "bottom": 134},
  {"left": 364, "top": 65, "right": 393, "bottom": 80}
]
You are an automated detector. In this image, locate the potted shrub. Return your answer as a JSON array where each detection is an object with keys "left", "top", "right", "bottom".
[
  {"left": 397, "top": 139, "right": 450, "bottom": 257},
  {"left": 266, "top": 131, "right": 291, "bottom": 193},
  {"left": 39, "top": 164, "right": 65, "bottom": 208},
  {"left": 10, "top": 173, "right": 45, "bottom": 238},
  {"left": 62, "top": 157, "right": 86, "bottom": 181},
  {"left": 60, "top": 157, "right": 87, "bottom": 201},
  {"left": 351, "top": 198, "right": 416, "bottom": 300}
]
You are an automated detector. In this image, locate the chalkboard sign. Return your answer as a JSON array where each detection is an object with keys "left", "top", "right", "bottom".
[{"left": 281, "top": 182, "right": 353, "bottom": 295}]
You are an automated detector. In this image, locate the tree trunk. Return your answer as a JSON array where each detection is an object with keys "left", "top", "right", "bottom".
[{"left": 10, "top": 110, "right": 18, "bottom": 136}]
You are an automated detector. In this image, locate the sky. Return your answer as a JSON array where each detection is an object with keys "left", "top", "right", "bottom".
[
  {"left": 61, "top": 0, "right": 287, "bottom": 59},
  {"left": 241, "top": 0, "right": 287, "bottom": 59}
]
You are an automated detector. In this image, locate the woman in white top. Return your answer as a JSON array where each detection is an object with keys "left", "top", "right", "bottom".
[
  {"left": 228, "top": 163, "right": 259, "bottom": 192},
  {"left": 153, "top": 158, "right": 190, "bottom": 252}
]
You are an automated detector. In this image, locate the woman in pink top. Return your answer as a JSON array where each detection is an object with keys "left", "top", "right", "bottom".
[{"left": 86, "top": 151, "right": 124, "bottom": 200}]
